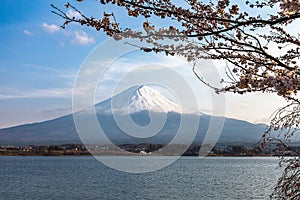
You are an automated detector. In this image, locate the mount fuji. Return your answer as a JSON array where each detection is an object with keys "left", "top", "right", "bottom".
[
  {"left": 0, "top": 85, "right": 267, "bottom": 145},
  {"left": 96, "top": 85, "right": 182, "bottom": 114}
]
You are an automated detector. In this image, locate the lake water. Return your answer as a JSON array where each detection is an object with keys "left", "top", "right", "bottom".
[{"left": 0, "top": 156, "right": 282, "bottom": 200}]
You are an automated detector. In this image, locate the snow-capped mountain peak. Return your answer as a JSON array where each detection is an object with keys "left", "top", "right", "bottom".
[
  {"left": 96, "top": 85, "right": 182, "bottom": 113},
  {"left": 126, "top": 85, "right": 181, "bottom": 113}
]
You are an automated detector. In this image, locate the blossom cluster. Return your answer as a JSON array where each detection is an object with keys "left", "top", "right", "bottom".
[
  {"left": 235, "top": 69, "right": 300, "bottom": 97},
  {"left": 280, "top": 0, "right": 300, "bottom": 14}
]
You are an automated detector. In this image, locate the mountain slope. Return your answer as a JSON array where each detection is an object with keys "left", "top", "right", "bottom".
[{"left": 0, "top": 85, "right": 267, "bottom": 145}]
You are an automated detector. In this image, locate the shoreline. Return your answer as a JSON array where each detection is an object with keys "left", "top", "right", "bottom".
[
  {"left": 0, "top": 152, "right": 283, "bottom": 157},
  {"left": 1, "top": 143, "right": 298, "bottom": 157}
]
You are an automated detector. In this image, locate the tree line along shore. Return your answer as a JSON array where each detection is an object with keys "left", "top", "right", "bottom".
[{"left": 1, "top": 143, "right": 299, "bottom": 156}]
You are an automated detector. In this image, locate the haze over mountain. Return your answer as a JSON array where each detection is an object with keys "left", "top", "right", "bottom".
[{"left": 0, "top": 85, "right": 267, "bottom": 145}]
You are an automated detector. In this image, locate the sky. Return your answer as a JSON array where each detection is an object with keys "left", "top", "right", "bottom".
[{"left": 0, "top": 0, "right": 290, "bottom": 128}]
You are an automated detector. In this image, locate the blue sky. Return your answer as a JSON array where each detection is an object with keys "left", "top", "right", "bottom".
[
  {"left": 0, "top": 0, "right": 289, "bottom": 128},
  {"left": 0, "top": 0, "right": 103, "bottom": 127}
]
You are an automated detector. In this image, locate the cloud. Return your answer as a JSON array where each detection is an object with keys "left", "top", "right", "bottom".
[
  {"left": 23, "top": 30, "right": 33, "bottom": 36},
  {"left": 42, "top": 23, "right": 60, "bottom": 33},
  {"left": 71, "top": 31, "right": 95, "bottom": 45},
  {"left": 67, "top": 10, "right": 81, "bottom": 18},
  {"left": 0, "top": 88, "right": 72, "bottom": 100},
  {"left": 41, "top": 107, "right": 72, "bottom": 117}
]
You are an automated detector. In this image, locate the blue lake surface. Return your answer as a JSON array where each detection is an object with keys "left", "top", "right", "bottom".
[{"left": 0, "top": 156, "right": 282, "bottom": 200}]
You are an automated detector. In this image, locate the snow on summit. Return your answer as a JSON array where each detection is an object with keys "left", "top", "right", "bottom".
[
  {"left": 96, "top": 85, "right": 182, "bottom": 113},
  {"left": 126, "top": 85, "right": 181, "bottom": 113}
]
